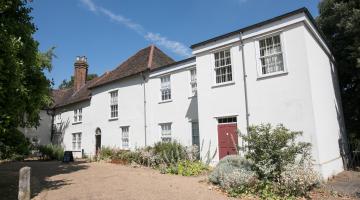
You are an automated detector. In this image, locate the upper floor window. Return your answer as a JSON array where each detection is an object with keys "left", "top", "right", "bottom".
[
  {"left": 121, "top": 126, "right": 129, "bottom": 149},
  {"left": 190, "top": 69, "right": 197, "bottom": 96},
  {"left": 258, "top": 34, "right": 284, "bottom": 75},
  {"left": 73, "top": 108, "right": 82, "bottom": 123},
  {"left": 160, "top": 123, "right": 172, "bottom": 142},
  {"left": 160, "top": 75, "right": 171, "bottom": 101},
  {"left": 214, "top": 49, "right": 232, "bottom": 84},
  {"left": 110, "top": 91, "right": 118, "bottom": 118}
]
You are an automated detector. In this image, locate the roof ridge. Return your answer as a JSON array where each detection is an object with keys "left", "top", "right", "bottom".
[{"left": 147, "top": 45, "right": 155, "bottom": 68}]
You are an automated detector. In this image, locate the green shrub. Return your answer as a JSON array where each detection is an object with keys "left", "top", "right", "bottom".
[
  {"left": 242, "top": 124, "right": 311, "bottom": 180},
  {"left": 209, "top": 155, "right": 257, "bottom": 192},
  {"left": 153, "top": 141, "right": 187, "bottom": 165},
  {"left": 0, "top": 128, "right": 30, "bottom": 160},
  {"left": 177, "top": 160, "right": 208, "bottom": 176},
  {"left": 38, "top": 144, "right": 64, "bottom": 161}
]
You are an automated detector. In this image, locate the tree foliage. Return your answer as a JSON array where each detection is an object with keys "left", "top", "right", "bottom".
[
  {"left": 0, "top": 0, "right": 54, "bottom": 158},
  {"left": 58, "top": 74, "right": 98, "bottom": 89},
  {"left": 317, "top": 0, "right": 360, "bottom": 145}
]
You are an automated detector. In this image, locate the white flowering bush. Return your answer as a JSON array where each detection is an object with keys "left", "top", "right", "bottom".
[
  {"left": 276, "top": 157, "right": 321, "bottom": 197},
  {"left": 209, "top": 155, "right": 257, "bottom": 191}
]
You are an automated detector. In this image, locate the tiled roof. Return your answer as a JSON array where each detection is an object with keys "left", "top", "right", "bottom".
[
  {"left": 51, "top": 77, "right": 100, "bottom": 108},
  {"left": 51, "top": 45, "right": 175, "bottom": 108},
  {"left": 89, "top": 45, "right": 174, "bottom": 89}
]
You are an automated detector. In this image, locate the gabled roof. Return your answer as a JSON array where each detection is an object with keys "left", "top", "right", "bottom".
[
  {"left": 89, "top": 45, "right": 174, "bottom": 89},
  {"left": 51, "top": 45, "right": 175, "bottom": 108},
  {"left": 190, "top": 7, "right": 319, "bottom": 49}
]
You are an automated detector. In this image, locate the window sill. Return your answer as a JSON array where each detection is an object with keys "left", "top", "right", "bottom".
[
  {"left": 257, "top": 71, "right": 288, "bottom": 80},
  {"left": 71, "top": 150, "right": 82, "bottom": 152},
  {"left": 159, "top": 99, "right": 173, "bottom": 104},
  {"left": 108, "top": 118, "right": 118, "bottom": 121},
  {"left": 72, "top": 122, "right": 82, "bottom": 125},
  {"left": 211, "top": 81, "right": 235, "bottom": 88}
]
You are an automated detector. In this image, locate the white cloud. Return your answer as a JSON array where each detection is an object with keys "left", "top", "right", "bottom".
[
  {"left": 145, "top": 32, "right": 191, "bottom": 57},
  {"left": 79, "top": 0, "right": 97, "bottom": 12},
  {"left": 79, "top": 0, "right": 191, "bottom": 57},
  {"left": 98, "top": 7, "right": 144, "bottom": 34}
]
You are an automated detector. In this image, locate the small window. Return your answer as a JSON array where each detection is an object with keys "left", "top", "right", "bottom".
[
  {"left": 110, "top": 91, "right": 118, "bottom": 118},
  {"left": 73, "top": 108, "right": 82, "bottom": 123},
  {"left": 121, "top": 126, "right": 129, "bottom": 149},
  {"left": 218, "top": 117, "right": 237, "bottom": 124},
  {"left": 160, "top": 75, "right": 171, "bottom": 101},
  {"left": 72, "top": 133, "right": 81, "bottom": 151},
  {"left": 258, "top": 34, "right": 284, "bottom": 75},
  {"left": 160, "top": 123, "right": 172, "bottom": 142},
  {"left": 214, "top": 49, "right": 232, "bottom": 84},
  {"left": 190, "top": 69, "right": 197, "bottom": 96}
]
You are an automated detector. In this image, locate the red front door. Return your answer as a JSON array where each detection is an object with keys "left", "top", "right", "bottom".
[{"left": 218, "top": 123, "right": 238, "bottom": 160}]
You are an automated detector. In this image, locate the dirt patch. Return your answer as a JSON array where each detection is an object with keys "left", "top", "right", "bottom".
[{"left": 0, "top": 161, "right": 232, "bottom": 200}]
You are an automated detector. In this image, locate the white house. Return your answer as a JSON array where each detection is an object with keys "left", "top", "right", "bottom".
[{"left": 27, "top": 8, "right": 346, "bottom": 179}]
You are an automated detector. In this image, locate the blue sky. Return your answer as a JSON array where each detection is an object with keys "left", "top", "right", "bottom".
[{"left": 30, "top": 0, "right": 321, "bottom": 88}]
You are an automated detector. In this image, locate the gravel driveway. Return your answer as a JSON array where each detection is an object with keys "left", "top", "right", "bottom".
[{"left": 0, "top": 161, "right": 231, "bottom": 200}]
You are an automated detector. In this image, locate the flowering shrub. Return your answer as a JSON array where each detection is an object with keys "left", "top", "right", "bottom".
[
  {"left": 209, "top": 155, "right": 257, "bottom": 191},
  {"left": 97, "top": 142, "right": 208, "bottom": 176},
  {"left": 276, "top": 158, "right": 320, "bottom": 197}
]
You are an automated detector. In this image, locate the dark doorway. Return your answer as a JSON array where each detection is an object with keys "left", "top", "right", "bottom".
[
  {"left": 217, "top": 122, "right": 238, "bottom": 160},
  {"left": 95, "top": 128, "right": 101, "bottom": 154}
]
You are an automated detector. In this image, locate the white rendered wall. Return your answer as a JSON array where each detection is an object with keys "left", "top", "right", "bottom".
[
  {"left": 304, "top": 26, "right": 344, "bottom": 179},
  {"left": 195, "top": 18, "right": 344, "bottom": 179},
  {"left": 54, "top": 101, "right": 90, "bottom": 158},
  {"left": 20, "top": 110, "right": 52, "bottom": 146},
  {"left": 88, "top": 75, "right": 146, "bottom": 155},
  {"left": 147, "top": 60, "right": 198, "bottom": 147}
]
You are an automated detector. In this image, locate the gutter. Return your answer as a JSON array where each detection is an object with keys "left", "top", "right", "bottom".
[{"left": 240, "top": 32, "right": 250, "bottom": 147}]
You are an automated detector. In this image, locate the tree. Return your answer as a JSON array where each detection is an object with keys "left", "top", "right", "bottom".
[
  {"left": 58, "top": 74, "right": 98, "bottom": 89},
  {"left": 0, "top": 0, "right": 54, "bottom": 158},
  {"left": 317, "top": 0, "right": 360, "bottom": 148}
]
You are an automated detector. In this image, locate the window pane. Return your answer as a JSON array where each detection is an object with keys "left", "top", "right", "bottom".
[{"left": 258, "top": 35, "right": 284, "bottom": 75}]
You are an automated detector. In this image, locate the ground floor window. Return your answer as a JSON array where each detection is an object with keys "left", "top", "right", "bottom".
[
  {"left": 72, "top": 133, "right": 81, "bottom": 151},
  {"left": 121, "top": 126, "right": 129, "bottom": 149},
  {"left": 160, "top": 123, "right": 172, "bottom": 142},
  {"left": 192, "top": 122, "right": 199, "bottom": 147}
]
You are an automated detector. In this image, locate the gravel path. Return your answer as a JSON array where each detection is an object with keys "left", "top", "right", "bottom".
[{"left": 0, "top": 161, "right": 232, "bottom": 200}]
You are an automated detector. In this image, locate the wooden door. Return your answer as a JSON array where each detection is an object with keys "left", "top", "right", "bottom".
[{"left": 217, "top": 123, "right": 238, "bottom": 160}]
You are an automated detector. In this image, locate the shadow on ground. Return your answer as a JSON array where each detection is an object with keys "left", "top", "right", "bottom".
[{"left": 0, "top": 160, "right": 88, "bottom": 200}]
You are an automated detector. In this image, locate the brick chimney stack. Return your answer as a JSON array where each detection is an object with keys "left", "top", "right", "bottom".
[{"left": 74, "top": 56, "right": 88, "bottom": 91}]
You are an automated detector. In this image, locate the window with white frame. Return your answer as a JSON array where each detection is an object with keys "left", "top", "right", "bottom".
[
  {"left": 73, "top": 108, "right": 82, "bottom": 123},
  {"left": 160, "top": 75, "right": 171, "bottom": 101},
  {"left": 258, "top": 34, "right": 284, "bottom": 75},
  {"left": 121, "top": 126, "right": 129, "bottom": 149},
  {"left": 72, "top": 133, "right": 81, "bottom": 151},
  {"left": 160, "top": 123, "right": 172, "bottom": 142},
  {"left": 110, "top": 91, "right": 118, "bottom": 118},
  {"left": 214, "top": 49, "right": 232, "bottom": 84},
  {"left": 190, "top": 69, "right": 197, "bottom": 96}
]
